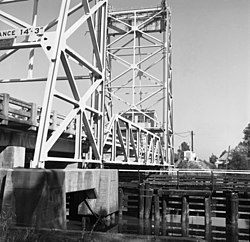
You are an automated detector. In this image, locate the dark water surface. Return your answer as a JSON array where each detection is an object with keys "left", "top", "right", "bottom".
[
  {"left": 113, "top": 214, "right": 250, "bottom": 242},
  {"left": 67, "top": 213, "right": 250, "bottom": 242}
]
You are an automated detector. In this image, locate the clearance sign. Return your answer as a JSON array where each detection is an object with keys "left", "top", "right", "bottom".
[{"left": 0, "top": 27, "right": 43, "bottom": 39}]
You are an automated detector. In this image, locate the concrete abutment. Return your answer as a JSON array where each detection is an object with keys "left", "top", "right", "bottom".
[{"left": 0, "top": 168, "right": 118, "bottom": 229}]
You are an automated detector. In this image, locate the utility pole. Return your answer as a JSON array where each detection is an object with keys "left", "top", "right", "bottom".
[
  {"left": 226, "top": 145, "right": 230, "bottom": 170},
  {"left": 191, "top": 131, "right": 194, "bottom": 152}
]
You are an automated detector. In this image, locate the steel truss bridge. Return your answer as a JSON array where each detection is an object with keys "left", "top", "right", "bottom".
[{"left": 0, "top": 0, "right": 173, "bottom": 169}]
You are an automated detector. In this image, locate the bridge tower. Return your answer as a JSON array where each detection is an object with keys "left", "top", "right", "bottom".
[
  {"left": 0, "top": 0, "right": 108, "bottom": 168},
  {"left": 0, "top": 0, "right": 173, "bottom": 168},
  {"left": 106, "top": 1, "right": 174, "bottom": 165}
]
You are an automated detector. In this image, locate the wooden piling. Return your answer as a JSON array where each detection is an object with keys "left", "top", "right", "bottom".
[
  {"left": 162, "top": 196, "right": 167, "bottom": 221},
  {"left": 162, "top": 216, "right": 167, "bottom": 236},
  {"left": 204, "top": 195, "right": 212, "bottom": 225},
  {"left": 118, "top": 187, "right": 124, "bottom": 217},
  {"left": 154, "top": 220, "right": 160, "bottom": 236},
  {"left": 139, "top": 183, "right": 145, "bottom": 219},
  {"left": 117, "top": 215, "right": 123, "bottom": 233},
  {"left": 154, "top": 193, "right": 160, "bottom": 221},
  {"left": 145, "top": 183, "right": 153, "bottom": 219},
  {"left": 118, "top": 171, "right": 248, "bottom": 240},
  {"left": 204, "top": 195, "right": 212, "bottom": 241},
  {"left": 144, "top": 219, "right": 152, "bottom": 235},
  {"left": 226, "top": 191, "right": 239, "bottom": 225},
  {"left": 226, "top": 191, "right": 239, "bottom": 242},
  {"left": 181, "top": 195, "right": 189, "bottom": 237},
  {"left": 160, "top": 191, "right": 167, "bottom": 236},
  {"left": 139, "top": 218, "right": 144, "bottom": 234}
]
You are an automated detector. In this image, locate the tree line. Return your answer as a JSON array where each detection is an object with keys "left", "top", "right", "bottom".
[{"left": 214, "top": 123, "right": 250, "bottom": 170}]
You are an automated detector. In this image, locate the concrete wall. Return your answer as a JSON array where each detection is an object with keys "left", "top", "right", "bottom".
[
  {"left": 0, "top": 168, "right": 118, "bottom": 229},
  {"left": 0, "top": 146, "right": 25, "bottom": 168},
  {"left": 1, "top": 169, "right": 66, "bottom": 229}
]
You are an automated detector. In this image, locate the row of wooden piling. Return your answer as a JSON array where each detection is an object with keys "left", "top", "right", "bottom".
[{"left": 119, "top": 182, "right": 242, "bottom": 241}]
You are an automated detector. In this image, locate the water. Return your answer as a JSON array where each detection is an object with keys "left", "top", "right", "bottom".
[
  {"left": 102, "top": 214, "right": 250, "bottom": 241},
  {"left": 5, "top": 213, "right": 248, "bottom": 241}
]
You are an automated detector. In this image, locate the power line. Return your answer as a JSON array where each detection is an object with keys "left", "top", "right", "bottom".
[
  {"left": 174, "top": 133, "right": 191, "bottom": 138},
  {"left": 174, "top": 130, "right": 195, "bottom": 152},
  {"left": 174, "top": 131, "right": 191, "bottom": 135}
]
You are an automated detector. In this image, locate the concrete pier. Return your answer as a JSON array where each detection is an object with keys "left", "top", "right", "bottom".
[
  {"left": 0, "top": 168, "right": 118, "bottom": 229},
  {"left": 0, "top": 146, "right": 25, "bottom": 168}
]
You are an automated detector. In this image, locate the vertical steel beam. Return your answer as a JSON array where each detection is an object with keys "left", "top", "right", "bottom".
[
  {"left": 167, "top": 7, "right": 174, "bottom": 165},
  {"left": 162, "top": 7, "right": 167, "bottom": 164},
  {"left": 33, "top": 0, "right": 71, "bottom": 167},
  {"left": 27, "top": 0, "right": 39, "bottom": 79},
  {"left": 32, "top": 0, "right": 108, "bottom": 167}
]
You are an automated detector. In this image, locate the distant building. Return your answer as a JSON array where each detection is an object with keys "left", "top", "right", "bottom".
[
  {"left": 184, "top": 150, "right": 197, "bottom": 161},
  {"left": 215, "top": 151, "right": 230, "bottom": 168},
  {"left": 121, "top": 109, "right": 159, "bottom": 128}
]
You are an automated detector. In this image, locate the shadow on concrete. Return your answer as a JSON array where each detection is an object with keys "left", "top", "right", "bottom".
[
  {"left": 0, "top": 169, "right": 66, "bottom": 229},
  {"left": 0, "top": 175, "right": 6, "bottom": 214}
]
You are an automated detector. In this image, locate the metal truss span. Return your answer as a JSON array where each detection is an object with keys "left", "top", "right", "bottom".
[
  {"left": 103, "top": 114, "right": 167, "bottom": 167},
  {"left": 0, "top": 0, "right": 173, "bottom": 168},
  {"left": 106, "top": 1, "right": 174, "bottom": 166}
]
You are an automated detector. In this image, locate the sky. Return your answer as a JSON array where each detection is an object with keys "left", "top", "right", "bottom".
[
  {"left": 168, "top": 0, "right": 250, "bottom": 160},
  {"left": 1, "top": 0, "right": 250, "bottom": 160}
]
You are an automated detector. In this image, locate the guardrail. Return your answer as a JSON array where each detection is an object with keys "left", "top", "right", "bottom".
[
  {"left": 0, "top": 93, "right": 76, "bottom": 135},
  {"left": 0, "top": 93, "right": 36, "bottom": 126}
]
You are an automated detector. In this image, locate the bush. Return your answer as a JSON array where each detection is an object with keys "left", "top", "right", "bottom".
[{"left": 228, "top": 150, "right": 249, "bottom": 170}]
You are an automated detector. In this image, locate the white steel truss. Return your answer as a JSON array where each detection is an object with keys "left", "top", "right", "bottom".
[
  {"left": 0, "top": 0, "right": 108, "bottom": 168},
  {"left": 103, "top": 114, "right": 166, "bottom": 166},
  {"left": 106, "top": 1, "right": 174, "bottom": 166}
]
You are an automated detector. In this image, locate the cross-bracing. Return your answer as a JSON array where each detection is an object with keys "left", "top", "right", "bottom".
[{"left": 0, "top": 0, "right": 173, "bottom": 168}]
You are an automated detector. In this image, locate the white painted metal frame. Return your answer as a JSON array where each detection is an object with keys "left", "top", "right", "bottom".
[
  {"left": 34, "top": 0, "right": 108, "bottom": 168},
  {"left": 106, "top": 1, "right": 174, "bottom": 166},
  {"left": 0, "top": 0, "right": 173, "bottom": 168},
  {"left": 0, "top": 0, "right": 108, "bottom": 168},
  {"left": 163, "top": 5, "right": 174, "bottom": 166},
  {"left": 103, "top": 114, "right": 165, "bottom": 166}
]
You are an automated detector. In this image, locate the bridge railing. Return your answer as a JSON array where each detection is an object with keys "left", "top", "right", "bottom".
[
  {"left": 0, "top": 93, "right": 37, "bottom": 126},
  {"left": 103, "top": 114, "right": 168, "bottom": 166},
  {"left": 0, "top": 93, "right": 77, "bottom": 136}
]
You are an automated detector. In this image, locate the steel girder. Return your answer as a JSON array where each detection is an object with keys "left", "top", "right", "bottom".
[
  {"left": 103, "top": 114, "right": 165, "bottom": 166},
  {"left": 106, "top": 1, "right": 174, "bottom": 166},
  {"left": 0, "top": 0, "right": 108, "bottom": 168}
]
